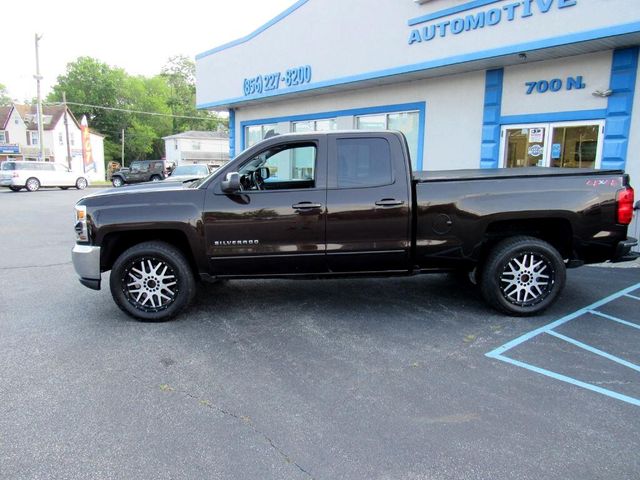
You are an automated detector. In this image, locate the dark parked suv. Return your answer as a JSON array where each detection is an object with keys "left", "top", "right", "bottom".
[{"left": 111, "top": 160, "right": 166, "bottom": 187}]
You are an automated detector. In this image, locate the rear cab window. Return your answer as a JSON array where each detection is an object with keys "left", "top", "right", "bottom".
[{"left": 336, "top": 138, "right": 393, "bottom": 188}]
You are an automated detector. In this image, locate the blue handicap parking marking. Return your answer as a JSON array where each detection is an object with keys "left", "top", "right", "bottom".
[{"left": 486, "top": 282, "right": 640, "bottom": 407}]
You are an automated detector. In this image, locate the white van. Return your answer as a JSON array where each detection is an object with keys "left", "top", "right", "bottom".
[{"left": 0, "top": 161, "right": 90, "bottom": 192}]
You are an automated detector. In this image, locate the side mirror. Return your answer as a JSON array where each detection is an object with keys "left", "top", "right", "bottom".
[
  {"left": 258, "top": 167, "right": 270, "bottom": 180},
  {"left": 221, "top": 172, "right": 241, "bottom": 193}
]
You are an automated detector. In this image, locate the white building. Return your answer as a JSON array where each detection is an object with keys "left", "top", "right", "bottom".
[
  {"left": 0, "top": 104, "right": 105, "bottom": 181},
  {"left": 162, "top": 130, "right": 229, "bottom": 168}
]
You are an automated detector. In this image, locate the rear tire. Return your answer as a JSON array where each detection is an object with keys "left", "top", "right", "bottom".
[
  {"left": 75, "top": 177, "right": 88, "bottom": 190},
  {"left": 25, "top": 177, "right": 40, "bottom": 192},
  {"left": 59, "top": 187, "right": 69, "bottom": 190},
  {"left": 109, "top": 241, "right": 196, "bottom": 321},
  {"left": 150, "top": 175, "right": 162, "bottom": 182},
  {"left": 112, "top": 176, "right": 124, "bottom": 187},
  {"left": 480, "top": 236, "right": 566, "bottom": 316}
]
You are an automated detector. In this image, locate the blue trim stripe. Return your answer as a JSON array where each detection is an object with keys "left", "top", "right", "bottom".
[
  {"left": 602, "top": 47, "right": 639, "bottom": 171},
  {"left": 500, "top": 109, "right": 607, "bottom": 125},
  {"left": 197, "top": 22, "right": 640, "bottom": 109},
  {"left": 408, "top": 0, "right": 502, "bottom": 27},
  {"left": 196, "top": 0, "right": 310, "bottom": 60},
  {"left": 480, "top": 68, "right": 503, "bottom": 169},
  {"left": 486, "top": 281, "right": 640, "bottom": 407},
  {"left": 238, "top": 102, "right": 427, "bottom": 170},
  {"left": 228, "top": 108, "right": 236, "bottom": 159}
]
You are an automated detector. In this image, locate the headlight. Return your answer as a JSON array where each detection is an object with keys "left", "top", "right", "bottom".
[{"left": 75, "top": 205, "right": 88, "bottom": 242}]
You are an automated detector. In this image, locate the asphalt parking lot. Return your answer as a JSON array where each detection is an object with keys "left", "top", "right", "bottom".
[{"left": 1, "top": 188, "right": 639, "bottom": 480}]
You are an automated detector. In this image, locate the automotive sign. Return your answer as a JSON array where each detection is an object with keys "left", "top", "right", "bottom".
[{"left": 0, "top": 144, "right": 20, "bottom": 154}]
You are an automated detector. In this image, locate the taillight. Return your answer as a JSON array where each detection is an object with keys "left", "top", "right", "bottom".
[{"left": 616, "top": 186, "right": 634, "bottom": 225}]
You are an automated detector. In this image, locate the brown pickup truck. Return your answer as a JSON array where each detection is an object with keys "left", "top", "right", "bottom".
[{"left": 72, "top": 131, "right": 637, "bottom": 321}]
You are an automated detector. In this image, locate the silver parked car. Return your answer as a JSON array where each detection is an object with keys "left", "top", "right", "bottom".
[
  {"left": 0, "top": 161, "right": 90, "bottom": 192},
  {"left": 165, "top": 164, "right": 211, "bottom": 182}
]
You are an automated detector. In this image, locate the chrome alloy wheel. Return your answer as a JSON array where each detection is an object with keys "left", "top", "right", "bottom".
[
  {"left": 499, "top": 252, "right": 555, "bottom": 307},
  {"left": 122, "top": 257, "right": 178, "bottom": 312}
]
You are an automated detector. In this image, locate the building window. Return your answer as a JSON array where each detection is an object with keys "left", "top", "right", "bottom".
[
  {"left": 292, "top": 119, "right": 337, "bottom": 132},
  {"left": 58, "top": 132, "right": 64, "bottom": 145},
  {"left": 356, "top": 111, "right": 419, "bottom": 167},
  {"left": 174, "top": 140, "right": 178, "bottom": 150},
  {"left": 0, "top": 131, "right": 7, "bottom": 143},
  {"left": 501, "top": 121, "right": 604, "bottom": 169},
  {"left": 28, "top": 131, "right": 39, "bottom": 146},
  {"left": 245, "top": 124, "right": 278, "bottom": 148},
  {"left": 192, "top": 141, "right": 201, "bottom": 150},
  {"left": 70, "top": 132, "right": 75, "bottom": 146}
]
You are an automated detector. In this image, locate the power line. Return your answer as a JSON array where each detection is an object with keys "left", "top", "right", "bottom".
[{"left": 45, "top": 101, "right": 218, "bottom": 121}]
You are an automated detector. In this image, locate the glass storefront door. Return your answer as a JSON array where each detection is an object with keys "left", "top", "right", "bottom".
[{"left": 500, "top": 121, "right": 604, "bottom": 169}]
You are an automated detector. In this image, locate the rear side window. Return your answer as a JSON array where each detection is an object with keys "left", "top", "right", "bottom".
[
  {"left": 336, "top": 138, "right": 393, "bottom": 188},
  {"left": 1, "top": 162, "right": 16, "bottom": 170}
]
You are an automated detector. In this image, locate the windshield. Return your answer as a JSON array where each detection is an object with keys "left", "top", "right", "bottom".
[{"left": 172, "top": 165, "right": 209, "bottom": 176}]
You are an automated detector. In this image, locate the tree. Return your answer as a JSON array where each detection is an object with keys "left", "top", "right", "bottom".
[
  {"left": 161, "top": 55, "right": 222, "bottom": 133},
  {"left": 0, "top": 83, "right": 12, "bottom": 106},
  {"left": 47, "top": 55, "right": 227, "bottom": 167}
]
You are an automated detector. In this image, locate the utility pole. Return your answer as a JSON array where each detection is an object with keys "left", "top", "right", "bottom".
[
  {"left": 62, "top": 91, "right": 72, "bottom": 169},
  {"left": 121, "top": 129, "right": 125, "bottom": 167},
  {"left": 34, "top": 33, "right": 45, "bottom": 162}
]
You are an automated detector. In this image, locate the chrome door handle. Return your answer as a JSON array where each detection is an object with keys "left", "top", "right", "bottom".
[
  {"left": 292, "top": 202, "right": 322, "bottom": 210},
  {"left": 375, "top": 199, "right": 404, "bottom": 207}
]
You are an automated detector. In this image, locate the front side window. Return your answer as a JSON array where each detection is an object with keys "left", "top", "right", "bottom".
[
  {"left": 239, "top": 143, "right": 317, "bottom": 190},
  {"left": 336, "top": 138, "right": 392, "bottom": 188}
]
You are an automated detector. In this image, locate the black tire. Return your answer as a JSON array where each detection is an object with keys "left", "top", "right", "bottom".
[
  {"left": 480, "top": 236, "right": 566, "bottom": 316},
  {"left": 109, "top": 241, "right": 196, "bottom": 321},
  {"left": 59, "top": 186, "right": 69, "bottom": 190},
  {"left": 112, "top": 176, "right": 124, "bottom": 187},
  {"left": 9, "top": 186, "right": 22, "bottom": 192},
  {"left": 76, "top": 177, "right": 88, "bottom": 190},
  {"left": 150, "top": 175, "right": 162, "bottom": 182},
  {"left": 25, "top": 177, "right": 40, "bottom": 192}
]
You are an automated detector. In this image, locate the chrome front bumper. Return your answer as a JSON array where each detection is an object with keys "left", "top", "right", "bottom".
[{"left": 72, "top": 244, "right": 101, "bottom": 290}]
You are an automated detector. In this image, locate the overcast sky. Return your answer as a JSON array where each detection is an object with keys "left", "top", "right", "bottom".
[{"left": 3, "top": 0, "right": 297, "bottom": 102}]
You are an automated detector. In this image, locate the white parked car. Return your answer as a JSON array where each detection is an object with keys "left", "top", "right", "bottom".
[{"left": 0, "top": 161, "right": 89, "bottom": 192}]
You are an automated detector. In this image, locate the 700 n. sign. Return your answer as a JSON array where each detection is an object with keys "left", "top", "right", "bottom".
[{"left": 243, "top": 65, "right": 312, "bottom": 96}]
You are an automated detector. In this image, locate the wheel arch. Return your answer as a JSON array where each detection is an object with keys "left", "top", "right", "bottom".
[
  {"left": 480, "top": 217, "right": 574, "bottom": 263},
  {"left": 100, "top": 229, "right": 200, "bottom": 275}
]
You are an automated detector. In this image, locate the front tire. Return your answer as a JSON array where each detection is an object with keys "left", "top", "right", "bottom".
[
  {"left": 150, "top": 175, "right": 162, "bottom": 182},
  {"left": 76, "top": 177, "right": 88, "bottom": 190},
  {"left": 25, "top": 177, "right": 40, "bottom": 192},
  {"left": 9, "top": 186, "right": 22, "bottom": 192},
  {"left": 109, "top": 241, "right": 196, "bottom": 321},
  {"left": 480, "top": 236, "right": 566, "bottom": 316}
]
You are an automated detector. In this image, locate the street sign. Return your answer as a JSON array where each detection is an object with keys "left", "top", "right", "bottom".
[{"left": 0, "top": 144, "right": 20, "bottom": 154}]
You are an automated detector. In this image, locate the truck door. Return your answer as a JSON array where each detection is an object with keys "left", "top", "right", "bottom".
[
  {"left": 203, "top": 137, "right": 328, "bottom": 276},
  {"left": 326, "top": 133, "right": 411, "bottom": 272}
]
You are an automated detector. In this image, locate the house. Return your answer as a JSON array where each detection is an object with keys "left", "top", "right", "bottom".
[
  {"left": 163, "top": 130, "right": 230, "bottom": 168},
  {"left": 0, "top": 104, "right": 105, "bottom": 181}
]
